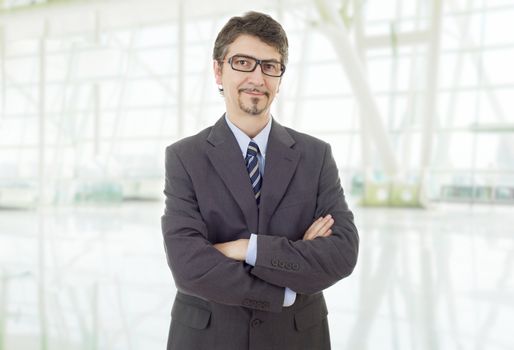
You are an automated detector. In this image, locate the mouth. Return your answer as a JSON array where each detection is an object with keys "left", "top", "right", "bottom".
[{"left": 240, "top": 88, "right": 268, "bottom": 97}]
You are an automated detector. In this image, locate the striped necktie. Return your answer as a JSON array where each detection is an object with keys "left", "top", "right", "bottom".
[{"left": 245, "top": 140, "right": 263, "bottom": 205}]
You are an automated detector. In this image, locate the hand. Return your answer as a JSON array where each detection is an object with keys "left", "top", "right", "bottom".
[
  {"left": 213, "top": 239, "right": 249, "bottom": 261},
  {"left": 303, "top": 215, "right": 334, "bottom": 241}
]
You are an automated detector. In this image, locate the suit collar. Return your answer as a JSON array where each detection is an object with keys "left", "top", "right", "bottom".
[
  {"left": 206, "top": 116, "right": 259, "bottom": 232},
  {"left": 258, "top": 120, "right": 300, "bottom": 232},
  {"left": 206, "top": 115, "right": 231, "bottom": 147}
]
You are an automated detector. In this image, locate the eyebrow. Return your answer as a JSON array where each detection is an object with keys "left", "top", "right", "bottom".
[{"left": 232, "top": 54, "right": 281, "bottom": 63}]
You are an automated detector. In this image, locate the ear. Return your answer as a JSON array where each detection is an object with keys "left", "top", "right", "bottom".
[{"left": 213, "top": 60, "right": 223, "bottom": 85}]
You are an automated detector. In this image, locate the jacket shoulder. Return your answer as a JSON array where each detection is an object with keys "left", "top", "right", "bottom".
[
  {"left": 284, "top": 126, "right": 329, "bottom": 150},
  {"left": 165, "top": 126, "right": 212, "bottom": 156}
]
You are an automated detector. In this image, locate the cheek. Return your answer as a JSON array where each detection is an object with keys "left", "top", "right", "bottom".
[
  {"left": 267, "top": 80, "right": 280, "bottom": 94},
  {"left": 228, "top": 77, "right": 246, "bottom": 92}
]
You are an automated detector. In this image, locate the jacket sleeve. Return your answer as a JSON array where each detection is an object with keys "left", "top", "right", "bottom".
[
  {"left": 161, "top": 146, "right": 285, "bottom": 312},
  {"left": 250, "top": 143, "right": 359, "bottom": 294}
]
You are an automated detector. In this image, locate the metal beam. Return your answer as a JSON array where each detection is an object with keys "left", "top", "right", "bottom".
[
  {"left": 314, "top": 0, "right": 399, "bottom": 176},
  {"left": 290, "top": 24, "right": 310, "bottom": 130},
  {"left": 470, "top": 123, "right": 514, "bottom": 132},
  {"left": 106, "top": 26, "right": 138, "bottom": 161},
  {"left": 447, "top": 0, "right": 508, "bottom": 124},
  {"left": 363, "top": 30, "right": 430, "bottom": 49}
]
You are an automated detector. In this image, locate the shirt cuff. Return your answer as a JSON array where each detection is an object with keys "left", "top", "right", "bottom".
[
  {"left": 245, "top": 233, "right": 258, "bottom": 266},
  {"left": 283, "top": 287, "right": 297, "bottom": 307}
]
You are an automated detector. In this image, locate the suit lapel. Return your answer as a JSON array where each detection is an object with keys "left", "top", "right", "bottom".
[
  {"left": 259, "top": 120, "right": 300, "bottom": 233},
  {"left": 206, "top": 117, "right": 259, "bottom": 233}
]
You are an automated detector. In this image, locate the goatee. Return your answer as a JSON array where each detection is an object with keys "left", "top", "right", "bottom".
[{"left": 238, "top": 90, "right": 269, "bottom": 116}]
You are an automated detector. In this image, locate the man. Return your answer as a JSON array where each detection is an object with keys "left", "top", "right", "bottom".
[{"left": 161, "top": 11, "right": 359, "bottom": 350}]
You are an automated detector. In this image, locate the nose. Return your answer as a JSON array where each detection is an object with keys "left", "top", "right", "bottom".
[{"left": 246, "top": 64, "right": 265, "bottom": 86}]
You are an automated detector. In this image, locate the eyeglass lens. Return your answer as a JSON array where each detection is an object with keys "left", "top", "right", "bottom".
[{"left": 230, "top": 55, "right": 284, "bottom": 77}]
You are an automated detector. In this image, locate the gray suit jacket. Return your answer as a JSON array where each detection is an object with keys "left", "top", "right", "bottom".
[{"left": 161, "top": 116, "right": 359, "bottom": 350}]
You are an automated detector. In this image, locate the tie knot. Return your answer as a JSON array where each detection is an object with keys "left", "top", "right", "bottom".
[{"left": 246, "top": 141, "right": 260, "bottom": 158}]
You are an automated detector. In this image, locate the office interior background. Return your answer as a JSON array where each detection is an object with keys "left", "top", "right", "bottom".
[{"left": 0, "top": 0, "right": 513, "bottom": 349}]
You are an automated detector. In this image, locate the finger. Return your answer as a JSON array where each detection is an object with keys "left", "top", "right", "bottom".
[
  {"left": 317, "top": 217, "right": 334, "bottom": 234},
  {"left": 306, "top": 227, "right": 331, "bottom": 242},
  {"left": 313, "top": 215, "right": 332, "bottom": 231},
  {"left": 314, "top": 218, "right": 334, "bottom": 239},
  {"left": 319, "top": 228, "right": 332, "bottom": 237},
  {"left": 310, "top": 216, "right": 324, "bottom": 228},
  {"left": 304, "top": 218, "right": 324, "bottom": 239},
  {"left": 305, "top": 216, "right": 331, "bottom": 239},
  {"left": 314, "top": 215, "right": 332, "bottom": 232}
]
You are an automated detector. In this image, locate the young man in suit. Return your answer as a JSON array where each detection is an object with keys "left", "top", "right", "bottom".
[{"left": 161, "top": 11, "right": 359, "bottom": 350}]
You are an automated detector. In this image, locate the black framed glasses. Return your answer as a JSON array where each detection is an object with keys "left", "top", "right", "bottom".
[{"left": 227, "top": 54, "right": 286, "bottom": 77}]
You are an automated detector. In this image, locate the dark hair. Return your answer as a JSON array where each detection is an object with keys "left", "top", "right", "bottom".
[{"left": 213, "top": 11, "right": 289, "bottom": 65}]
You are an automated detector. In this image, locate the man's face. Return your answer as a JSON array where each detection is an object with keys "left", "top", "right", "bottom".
[{"left": 214, "top": 34, "right": 283, "bottom": 119}]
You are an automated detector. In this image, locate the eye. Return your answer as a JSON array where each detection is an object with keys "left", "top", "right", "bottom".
[
  {"left": 235, "top": 58, "right": 250, "bottom": 67},
  {"left": 263, "top": 63, "right": 278, "bottom": 72}
]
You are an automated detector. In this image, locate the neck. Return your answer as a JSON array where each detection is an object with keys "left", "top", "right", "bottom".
[{"left": 227, "top": 111, "right": 270, "bottom": 139}]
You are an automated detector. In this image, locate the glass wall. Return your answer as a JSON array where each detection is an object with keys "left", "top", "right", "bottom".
[
  {"left": 1, "top": 0, "right": 512, "bottom": 208},
  {"left": 1, "top": 1, "right": 513, "bottom": 350}
]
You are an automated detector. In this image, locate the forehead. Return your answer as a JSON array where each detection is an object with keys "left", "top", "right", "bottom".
[{"left": 226, "top": 34, "right": 281, "bottom": 61}]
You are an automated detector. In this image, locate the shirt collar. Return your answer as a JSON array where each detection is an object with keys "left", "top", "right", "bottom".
[{"left": 225, "top": 114, "right": 272, "bottom": 158}]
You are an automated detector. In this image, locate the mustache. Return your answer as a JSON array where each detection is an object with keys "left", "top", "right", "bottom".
[{"left": 239, "top": 87, "right": 269, "bottom": 96}]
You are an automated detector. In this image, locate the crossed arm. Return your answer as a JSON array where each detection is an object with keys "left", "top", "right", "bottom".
[{"left": 213, "top": 214, "right": 335, "bottom": 260}]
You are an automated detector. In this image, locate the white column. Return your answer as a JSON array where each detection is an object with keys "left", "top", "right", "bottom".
[
  {"left": 177, "top": 0, "right": 185, "bottom": 138},
  {"left": 0, "top": 271, "right": 6, "bottom": 350},
  {"left": 37, "top": 20, "right": 49, "bottom": 350},
  {"left": 94, "top": 12, "right": 101, "bottom": 156},
  {"left": 419, "top": 0, "right": 443, "bottom": 195},
  {"left": 353, "top": 0, "right": 372, "bottom": 180},
  {"left": 0, "top": 25, "right": 5, "bottom": 119},
  {"left": 94, "top": 84, "right": 101, "bottom": 156}
]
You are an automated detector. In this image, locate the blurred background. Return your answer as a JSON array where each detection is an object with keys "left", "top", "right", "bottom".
[{"left": 0, "top": 0, "right": 513, "bottom": 349}]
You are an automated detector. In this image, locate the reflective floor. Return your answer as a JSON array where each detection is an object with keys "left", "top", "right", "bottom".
[{"left": 0, "top": 201, "right": 513, "bottom": 350}]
